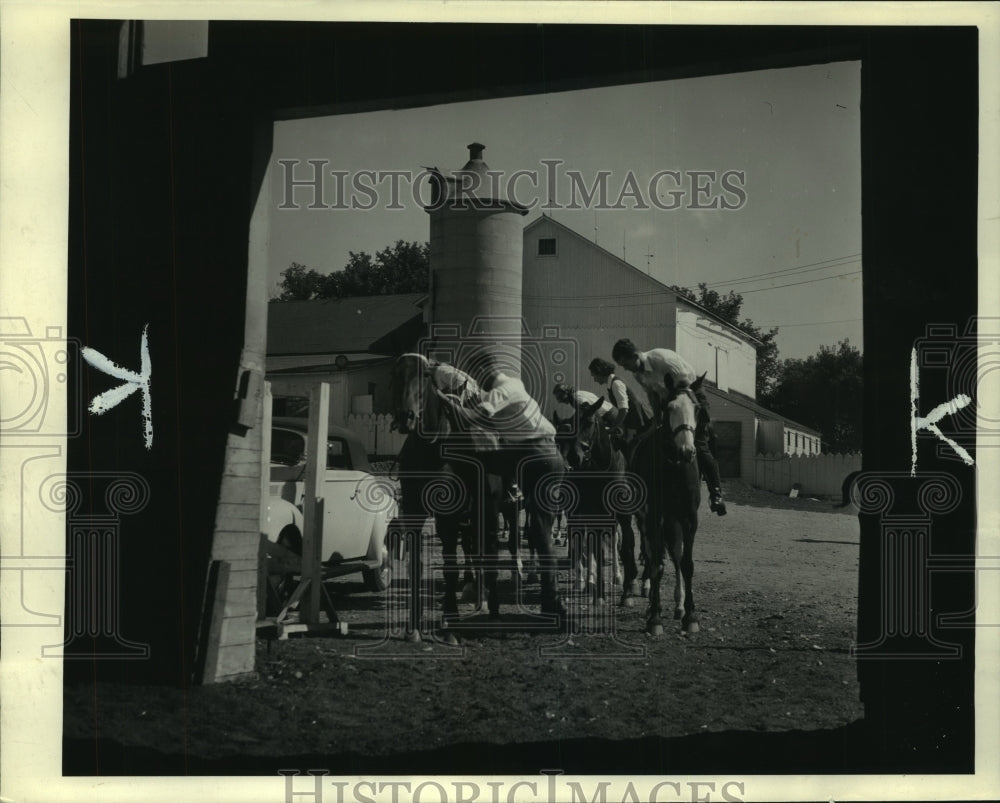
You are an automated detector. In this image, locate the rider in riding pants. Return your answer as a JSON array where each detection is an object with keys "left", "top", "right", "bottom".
[
  {"left": 611, "top": 339, "right": 727, "bottom": 516},
  {"left": 439, "top": 363, "right": 568, "bottom": 616}
]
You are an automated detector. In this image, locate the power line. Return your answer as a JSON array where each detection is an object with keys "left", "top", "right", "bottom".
[
  {"left": 736, "top": 269, "right": 862, "bottom": 294},
  {"left": 701, "top": 252, "right": 862, "bottom": 287},
  {"left": 704, "top": 258, "right": 862, "bottom": 290}
]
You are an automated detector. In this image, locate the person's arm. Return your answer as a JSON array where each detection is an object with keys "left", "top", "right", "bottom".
[{"left": 609, "top": 379, "right": 629, "bottom": 429}]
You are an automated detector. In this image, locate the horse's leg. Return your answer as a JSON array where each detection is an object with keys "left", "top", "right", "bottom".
[
  {"left": 665, "top": 517, "right": 685, "bottom": 622},
  {"left": 644, "top": 524, "right": 665, "bottom": 636},
  {"left": 404, "top": 521, "right": 423, "bottom": 641},
  {"left": 436, "top": 515, "right": 461, "bottom": 623},
  {"left": 483, "top": 474, "right": 503, "bottom": 619},
  {"left": 617, "top": 513, "right": 639, "bottom": 606},
  {"left": 681, "top": 520, "right": 699, "bottom": 633}
]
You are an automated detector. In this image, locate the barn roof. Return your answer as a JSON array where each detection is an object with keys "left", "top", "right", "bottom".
[
  {"left": 524, "top": 215, "right": 764, "bottom": 348},
  {"left": 704, "top": 384, "right": 822, "bottom": 436},
  {"left": 267, "top": 293, "right": 425, "bottom": 356}
]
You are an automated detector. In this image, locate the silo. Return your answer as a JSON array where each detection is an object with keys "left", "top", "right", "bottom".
[{"left": 425, "top": 143, "right": 529, "bottom": 379}]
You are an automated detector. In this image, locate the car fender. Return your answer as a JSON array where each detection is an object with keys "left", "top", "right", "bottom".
[{"left": 265, "top": 497, "right": 302, "bottom": 543}]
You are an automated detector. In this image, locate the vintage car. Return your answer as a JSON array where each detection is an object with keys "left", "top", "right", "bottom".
[{"left": 264, "top": 416, "right": 397, "bottom": 592}]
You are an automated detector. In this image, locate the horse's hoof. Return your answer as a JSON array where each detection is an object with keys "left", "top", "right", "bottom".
[
  {"left": 460, "top": 582, "right": 478, "bottom": 604},
  {"left": 593, "top": 597, "right": 605, "bottom": 609},
  {"left": 405, "top": 629, "right": 422, "bottom": 643},
  {"left": 437, "top": 630, "right": 459, "bottom": 646},
  {"left": 489, "top": 608, "right": 501, "bottom": 621},
  {"left": 628, "top": 580, "right": 641, "bottom": 597},
  {"left": 684, "top": 617, "right": 700, "bottom": 634},
  {"left": 620, "top": 595, "right": 635, "bottom": 608},
  {"left": 647, "top": 622, "right": 665, "bottom": 637},
  {"left": 541, "top": 598, "right": 568, "bottom": 619},
  {"left": 641, "top": 582, "right": 651, "bottom": 598}
]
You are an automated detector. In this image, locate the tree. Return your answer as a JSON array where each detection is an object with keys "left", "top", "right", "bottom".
[
  {"left": 275, "top": 240, "right": 429, "bottom": 300},
  {"left": 671, "top": 282, "right": 780, "bottom": 399},
  {"left": 765, "top": 339, "right": 863, "bottom": 453}
]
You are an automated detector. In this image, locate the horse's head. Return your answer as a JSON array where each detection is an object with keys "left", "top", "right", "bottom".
[
  {"left": 390, "top": 353, "right": 434, "bottom": 437},
  {"left": 555, "top": 398, "right": 607, "bottom": 470},
  {"left": 390, "top": 353, "right": 481, "bottom": 441},
  {"left": 665, "top": 385, "right": 699, "bottom": 463}
]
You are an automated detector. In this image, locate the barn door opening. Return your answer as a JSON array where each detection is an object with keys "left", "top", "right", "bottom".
[{"left": 713, "top": 420, "right": 742, "bottom": 479}]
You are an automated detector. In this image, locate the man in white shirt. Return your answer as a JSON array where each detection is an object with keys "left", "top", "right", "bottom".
[
  {"left": 437, "top": 362, "right": 568, "bottom": 615},
  {"left": 552, "top": 383, "right": 617, "bottom": 423},
  {"left": 612, "top": 338, "right": 727, "bottom": 516}
]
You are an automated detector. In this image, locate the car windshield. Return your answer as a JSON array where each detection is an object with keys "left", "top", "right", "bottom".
[{"left": 271, "top": 427, "right": 353, "bottom": 470}]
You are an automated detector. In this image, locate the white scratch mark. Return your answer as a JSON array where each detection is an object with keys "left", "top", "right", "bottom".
[
  {"left": 82, "top": 324, "right": 153, "bottom": 449},
  {"left": 911, "top": 347, "right": 973, "bottom": 474}
]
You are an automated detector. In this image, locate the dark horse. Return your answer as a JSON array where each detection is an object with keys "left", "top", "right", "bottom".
[
  {"left": 388, "top": 353, "right": 567, "bottom": 638},
  {"left": 630, "top": 382, "right": 702, "bottom": 635},
  {"left": 388, "top": 354, "right": 506, "bottom": 641},
  {"left": 553, "top": 398, "right": 644, "bottom": 607}
]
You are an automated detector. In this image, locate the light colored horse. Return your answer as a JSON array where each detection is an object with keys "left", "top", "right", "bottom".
[{"left": 630, "top": 383, "right": 702, "bottom": 634}]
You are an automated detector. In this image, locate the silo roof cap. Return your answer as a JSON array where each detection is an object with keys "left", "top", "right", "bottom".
[{"left": 424, "top": 142, "right": 529, "bottom": 214}]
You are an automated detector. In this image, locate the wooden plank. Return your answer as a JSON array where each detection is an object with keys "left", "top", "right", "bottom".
[
  {"left": 219, "top": 614, "right": 257, "bottom": 648},
  {"left": 197, "top": 560, "right": 230, "bottom": 684},
  {"left": 222, "top": 583, "right": 259, "bottom": 618},
  {"left": 212, "top": 532, "right": 258, "bottom": 560},
  {"left": 301, "top": 383, "right": 330, "bottom": 624},
  {"left": 212, "top": 643, "right": 256, "bottom": 680},
  {"left": 225, "top": 567, "right": 260, "bottom": 590},
  {"left": 217, "top": 481, "right": 264, "bottom": 506},
  {"left": 222, "top": 462, "right": 263, "bottom": 479},
  {"left": 261, "top": 383, "right": 273, "bottom": 534}
]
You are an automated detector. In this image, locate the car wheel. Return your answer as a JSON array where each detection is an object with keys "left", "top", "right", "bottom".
[
  {"left": 363, "top": 564, "right": 391, "bottom": 592},
  {"left": 277, "top": 525, "right": 302, "bottom": 555}
]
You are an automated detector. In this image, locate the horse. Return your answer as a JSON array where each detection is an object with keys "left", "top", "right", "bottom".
[
  {"left": 553, "top": 398, "right": 644, "bottom": 607},
  {"left": 388, "top": 353, "right": 506, "bottom": 641},
  {"left": 388, "top": 353, "right": 567, "bottom": 638},
  {"left": 630, "top": 382, "right": 702, "bottom": 635}
]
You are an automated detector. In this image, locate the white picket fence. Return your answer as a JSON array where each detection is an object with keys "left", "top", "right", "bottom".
[
  {"left": 345, "top": 413, "right": 408, "bottom": 458},
  {"left": 752, "top": 452, "right": 862, "bottom": 497}
]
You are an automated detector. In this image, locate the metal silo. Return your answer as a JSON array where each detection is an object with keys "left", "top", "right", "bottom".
[{"left": 425, "top": 143, "right": 529, "bottom": 379}]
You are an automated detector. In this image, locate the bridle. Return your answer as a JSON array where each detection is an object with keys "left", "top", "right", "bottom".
[{"left": 570, "top": 409, "right": 617, "bottom": 472}]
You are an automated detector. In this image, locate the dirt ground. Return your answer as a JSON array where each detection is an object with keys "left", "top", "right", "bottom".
[{"left": 63, "top": 483, "right": 869, "bottom": 775}]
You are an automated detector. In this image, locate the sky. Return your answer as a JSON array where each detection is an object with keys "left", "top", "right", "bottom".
[{"left": 268, "top": 61, "right": 862, "bottom": 362}]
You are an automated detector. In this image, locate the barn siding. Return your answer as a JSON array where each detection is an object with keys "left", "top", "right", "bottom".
[
  {"left": 702, "top": 393, "right": 758, "bottom": 480},
  {"left": 522, "top": 217, "right": 759, "bottom": 409}
]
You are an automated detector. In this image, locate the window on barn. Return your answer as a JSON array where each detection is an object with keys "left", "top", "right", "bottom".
[{"left": 537, "top": 237, "right": 557, "bottom": 256}]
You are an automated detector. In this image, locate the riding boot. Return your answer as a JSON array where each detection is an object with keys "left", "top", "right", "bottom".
[{"left": 696, "top": 443, "right": 727, "bottom": 516}]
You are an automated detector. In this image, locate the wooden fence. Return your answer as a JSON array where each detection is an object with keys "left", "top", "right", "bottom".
[
  {"left": 752, "top": 452, "right": 862, "bottom": 497},
  {"left": 345, "top": 413, "right": 408, "bottom": 458}
]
